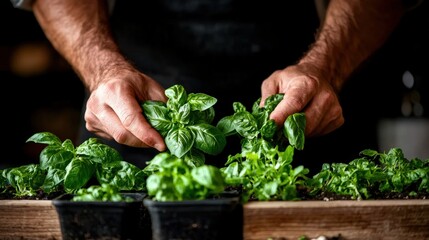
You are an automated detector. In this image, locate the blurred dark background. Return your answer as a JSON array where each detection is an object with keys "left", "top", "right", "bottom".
[
  {"left": 1, "top": 1, "right": 428, "bottom": 174},
  {"left": 0, "top": 1, "right": 84, "bottom": 169}
]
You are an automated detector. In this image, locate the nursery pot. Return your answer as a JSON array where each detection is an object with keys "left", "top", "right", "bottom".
[
  {"left": 52, "top": 192, "right": 150, "bottom": 240},
  {"left": 143, "top": 193, "right": 243, "bottom": 240}
]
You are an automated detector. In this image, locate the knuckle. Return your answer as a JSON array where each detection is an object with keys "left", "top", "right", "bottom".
[
  {"left": 305, "top": 77, "right": 318, "bottom": 89},
  {"left": 111, "top": 130, "right": 128, "bottom": 144},
  {"left": 85, "top": 123, "right": 96, "bottom": 132},
  {"left": 121, "top": 112, "right": 139, "bottom": 128},
  {"left": 286, "top": 95, "right": 306, "bottom": 110},
  {"left": 140, "top": 134, "right": 154, "bottom": 146}
]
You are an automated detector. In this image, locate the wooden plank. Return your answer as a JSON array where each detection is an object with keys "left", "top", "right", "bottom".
[
  {"left": 1, "top": 199, "right": 429, "bottom": 239},
  {"left": 243, "top": 200, "right": 429, "bottom": 240},
  {"left": 0, "top": 200, "right": 61, "bottom": 240}
]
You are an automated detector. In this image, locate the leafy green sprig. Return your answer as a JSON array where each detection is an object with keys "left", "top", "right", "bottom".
[
  {"left": 72, "top": 183, "right": 133, "bottom": 202},
  {"left": 143, "top": 152, "right": 226, "bottom": 201},
  {"left": 142, "top": 84, "right": 226, "bottom": 167},
  {"left": 217, "top": 94, "right": 305, "bottom": 158},
  {"left": 218, "top": 94, "right": 309, "bottom": 202},
  {"left": 307, "top": 148, "right": 429, "bottom": 200},
  {"left": 1, "top": 164, "right": 45, "bottom": 197},
  {"left": 1, "top": 132, "right": 147, "bottom": 197},
  {"left": 222, "top": 146, "right": 309, "bottom": 202}
]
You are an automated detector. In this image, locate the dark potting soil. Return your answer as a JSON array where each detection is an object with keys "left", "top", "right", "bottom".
[
  {"left": 0, "top": 186, "right": 63, "bottom": 200},
  {"left": 225, "top": 185, "right": 429, "bottom": 201},
  {"left": 296, "top": 186, "right": 429, "bottom": 201},
  {"left": 2, "top": 185, "right": 429, "bottom": 201}
]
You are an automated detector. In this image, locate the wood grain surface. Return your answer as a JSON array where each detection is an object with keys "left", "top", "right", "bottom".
[
  {"left": 1, "top": 199, "right": 428, "bottom": 240},
  {"left": 243, "top": 200, "right": 429, "bottom": 240},
  {"left": 0, "top": 200, "right": 61, "bottom": 240}
]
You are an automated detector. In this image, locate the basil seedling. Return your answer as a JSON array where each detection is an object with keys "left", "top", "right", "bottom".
[{"left": 142, "top": 84, "right": 226, "bottom": 167}]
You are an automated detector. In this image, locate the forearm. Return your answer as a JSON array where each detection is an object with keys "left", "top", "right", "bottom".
[
  {"left": 299, "top": 0, "right": 405, "bottom": 92},
  {"left": 32, "top": 0, "right": 128, "bottom": 91}
]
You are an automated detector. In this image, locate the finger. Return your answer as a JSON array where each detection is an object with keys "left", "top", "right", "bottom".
[
  {"left": 300, "top": 101, "right": 323, "bottom": 137},
  {"left": 84, "top": 111, "right": 111, "bottom": 138},
  {"left": 269, "top": 83, "right": 315, "bottom": 127},
  {"left": 107, "top": 93, "right": 166, "bottom": 151},
  {"left": 310, "top": 106, "right": 344, "bottom": 137},
  {"left": 270, "top": 97, "right": 301, "bottom": 127},
  {"left": 303, "top": 91, "right": 344, "bottom": 137},
  {"left": 85, "top": 104, "right": 157, "bottom": 148},
  {"left": 317, "top": 114, "right": 344, "bottom": 136},
  {"left": 260, "top": 72, "right": 280, "bottom": 107}
]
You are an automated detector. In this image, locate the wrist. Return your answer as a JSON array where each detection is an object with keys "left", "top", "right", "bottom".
[
  {"left": 297, "top": 52, "right": 345, "bottom": 93},
  {"left": 74, "top": 46, "right": 133, "bottom": 92},
  {"left": 73, "top": 42, "right": 134, "bottom": 92}
]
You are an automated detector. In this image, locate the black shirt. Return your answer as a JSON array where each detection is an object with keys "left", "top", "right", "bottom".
[{"left": 83, "top": 0, "right": 321, "bottom": 167}]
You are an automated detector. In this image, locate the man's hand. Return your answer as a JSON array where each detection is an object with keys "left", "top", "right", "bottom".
[
  {"left": 32, "top": 0, "right": 168, "bottom": 151},
  {"left": 261, "top": 63, "right": 344, "bottom": 137},
  {"left": 261, "top": 0, "right": 405, "bottom": 137},
  {"left": 85, "top": 68, "right": 168, "bottom": 151}
]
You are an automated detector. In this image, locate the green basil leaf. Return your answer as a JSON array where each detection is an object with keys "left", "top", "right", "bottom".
[
  {"left": 216, "top": 115, "right": 236, "bottom": 136},
  {"left": 26, "top": 131, "right": 62, "bottom": 145},
  {"left": 39, "top": 145, "right": 74, "bottom": 170},
  {"left": 42, "top": 168, "right": 65, "bottom": 193},
  {"left": 260, "top": 119, "right": 277, "bottom": 139},
  {"left": 183, "top": 149, "right": 205, "bottom": 167},
  {"left": 146, "top": 174, "right": 162, "bottom": 196},
  {"left": 142, "top": 101, "right": 172, "bottom": 136},
  {"left": 76, "top": 138, "right": 123, "bottom": 163},
  {"left": 166, "top": 85, "right": 187, "bottom": 110},
  {"left": 233, "top": 102, "right": 247, "bottom": 113},
  {"left": 263, "top": 93, "right": 284, "bottom": 113},
  {"left": 64, "top": 156, "right": 95, "bottom": 191},
  {"left": 187, "top": 93, "right": 217, "bottom": 111},
  {"left": 190, "top": 107, "right": 215, "bottom": 124},
  {"left": 97, "top": 161, "right": 141, "bottom": 191},
  {"left": 233, "top": 111, "right": 259, "bottom": 139},
  {"left": 283, "top": 112, "right": 306, "bottom": 150},
  {"left": 165, "top": 127, "right": 194, "bottom": 158},
  {"left": 189, "top": 124, "right": 226, "bottom": 155},
  {"left": 191, "top": 165, "right": 225, "bottom": 192},
  {"left": 176, "top": 102, "right": 191, "bottom": 124}
]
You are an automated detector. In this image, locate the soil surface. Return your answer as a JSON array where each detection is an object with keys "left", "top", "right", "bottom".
[
  {"left": 300, "top": 191, "right": 428, "bottom": 201},
  {"left": 297, "top": 188, "right": 429, "bottom": 201},
  {"left": 0, "top": 186, "right": 63, "bottom": 200},
  {"left": 2, "top": 185, "right": 429, "bottom": 201},
  {"left": 224, "top": 185, "right": 429, "bottom": 201}
]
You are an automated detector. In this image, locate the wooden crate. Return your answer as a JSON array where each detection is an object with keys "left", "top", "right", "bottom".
[
  {"left": 243, "top": 200, "right": 429, "bottom": 240},
  {"left": 0, "top": 200, "right": 61, "bottom": 240},
  {"left": 1, "top": 199, "right": 428, "bottom": 239}
]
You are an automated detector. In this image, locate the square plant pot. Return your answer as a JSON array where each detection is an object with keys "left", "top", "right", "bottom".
[
  {"left": 143, "top": 193, "right": 243, "bottom": 240},
  {"left": 52, "top": 192, "right": 151, "bottom": 240}
]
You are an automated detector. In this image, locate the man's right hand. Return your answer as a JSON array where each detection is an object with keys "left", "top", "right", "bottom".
[{"left": 85, "top": 68, "right": 168, "bottom": 151}]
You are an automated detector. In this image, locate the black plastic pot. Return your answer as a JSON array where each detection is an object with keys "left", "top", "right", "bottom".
[
  {"left": 52, "top": 192, "right": 151, "bottom": 240},
  {"left": 143, "top": 193, "right": 243, "bottom": 240}
]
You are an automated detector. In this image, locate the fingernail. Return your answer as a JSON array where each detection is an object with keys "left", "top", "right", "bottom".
[{"left": 154, "top": 143, "right": 165, "bottom": 152}]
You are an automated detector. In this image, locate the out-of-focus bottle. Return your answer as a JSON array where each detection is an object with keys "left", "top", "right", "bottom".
[{"left": 378, "top": 69, "right": 429, "bottom": 159}]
